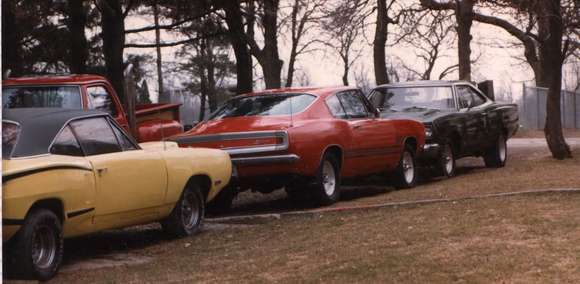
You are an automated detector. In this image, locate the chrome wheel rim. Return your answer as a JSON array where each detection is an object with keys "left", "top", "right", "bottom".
[
  {"left": 322, "top": 161, "right": 336, "bottom": 196},
  {"left": 31, "top": 225, "right": 57, "bottom": 269},
  {"left": 499, "top": 137, "right": 507, "bottom": 162},
  {"left": 402, "top": 151, "right": 415, "bottom": 184},
  {"left": 181, "top": 191, "right": 201, "bottom": 231},
  {"left": 442, "top": 144, "right": 454, "bottom": 174}
]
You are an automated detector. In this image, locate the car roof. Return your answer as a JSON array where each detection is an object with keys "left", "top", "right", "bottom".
[
  {"left": 3, "top": 108, "right": 107, "bottom": 158},
  {"left": 2, "top": 74, "right": 108, "bottom": 86},
  {"left": 239, "top": 86, "right": 358, "bottom": 99},
  {"left": 375, "top": 80, "right": 472, "bottom": 88}
]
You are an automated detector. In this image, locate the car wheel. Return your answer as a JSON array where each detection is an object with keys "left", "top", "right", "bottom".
[
  {"left": 162, "top": 183, "right": 205, "bottom": 237},
  {"left": 484, "top": 134, "right": 507, "bottom": 168},
  {"left": 312, "top": 153, "right": 341, "bottom": 206},
  {"left": 8, "top": 209, "right": 63, "bottom": 281},
  {"left": 206, "top": 185, "right": 237, "bottom": 215},
  {"left": 437, "top": 142, "right": 456, "bottom": 177},
  {"left": 394, "top": 147, "right": 417, "bottom": 189}
]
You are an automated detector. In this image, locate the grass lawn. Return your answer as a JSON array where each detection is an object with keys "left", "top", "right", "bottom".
[
  {"left": 4, "top": 146, "right": 580, "bottom": 283},
  {"left": 39, "top": 191, "right": 580, "bottom": 283}
]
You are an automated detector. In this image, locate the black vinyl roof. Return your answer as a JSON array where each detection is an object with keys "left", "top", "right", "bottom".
[{"left": 2, "top": 108, "right": 107, "bottom": 158}]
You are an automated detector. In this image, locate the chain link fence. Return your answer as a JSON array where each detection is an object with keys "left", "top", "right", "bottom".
[{"left": 520, "top": 85, "right": 580, "bottom": 130}]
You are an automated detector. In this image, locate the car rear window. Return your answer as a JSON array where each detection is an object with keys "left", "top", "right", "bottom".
[
  {"left": 2, "top": 86, "right": 82, "bottom": 109},
  {"left": 2, "top": 121, "right": 20, "bottom": 159},
  {"left": 370, "top": 86, "right": 455, "bottom": 111},
  {"left": 210, "top": 93, "right": 316, "bottom": 120}
]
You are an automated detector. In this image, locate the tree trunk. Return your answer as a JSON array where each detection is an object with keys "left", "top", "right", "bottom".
[
  {"left": 101, "top": 0, "right": 126, "bottom": 103},
  {"left": 259, "top": 0, "right": 283, "bottom": 89},
  {"left": 206, "top": 40, "right": 218, "bottom": 112},
  {"left": 285, "top": 45, "right": 297, "bottom": 87},
  {"left": 68, "top": 0, "right": 89, "bottom": 74},
  {"left": 373, "top": 0, "right": 390, "bottom": 85},
  {"left": 153, "top": 0, "right": 166, "bottom": 102},
  {"left": 221, "top": 0, "right": 253, "bottom": 94},
  {"left": 342, "top": 55, "right": 350, "bottom": 86},
  {"left": 539, "top": 0, "right": 571, "bottom": 159},
  {"left": 2, "top": 1, "right": 23, "bottom": 76},
  {"left": 455, "top": 0, "right": 473, "bottom": 81}
]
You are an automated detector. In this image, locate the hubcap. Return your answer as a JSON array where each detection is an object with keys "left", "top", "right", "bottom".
[
  {"left": 31, "top": 225, "right": 57, "bottom": 269},
  {"left": 402, "top": 151, "right": 415, "bottom": 184},
  {"left": 322, "top": 161, "right": 336, "bottom": 196},
  {"left": 181, "top": 191, "right": 200, "bottom": 231},
  {"left": 442, "top": 144, "right": 454, "bottom": 174},
  {"left": 499, "top": 137, "right": 507, "bottom": 162}
]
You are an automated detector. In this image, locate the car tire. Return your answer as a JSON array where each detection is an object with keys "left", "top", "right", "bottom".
[
  {"left": 8, "top": 209, "right": 63, "bottom": 281},
  {"left": 484, "top": 134, "right": 507, "bottom": 168},
  {"left": 162, "top": 183, "right": 205, "bottom": 237},
  {"left": 437, "top": 142, "right": 456, "bottom": 177},
  {"left": 393, "top": 147, "right": 418, "bottom": 189},
  {"left": 206, "top": 185, "right": 237, "bottom": 215},
  {"left": 312, "top": 153, "right": 341, "bottom": 206}
]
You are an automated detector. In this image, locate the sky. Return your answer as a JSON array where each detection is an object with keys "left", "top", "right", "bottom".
[{"left": 123, "top": 2, "right": 549, "bottom": 104}]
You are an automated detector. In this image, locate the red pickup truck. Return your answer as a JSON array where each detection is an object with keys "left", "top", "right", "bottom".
[{"left": 2, "top": 74, "right": 183, "bottom": 142}]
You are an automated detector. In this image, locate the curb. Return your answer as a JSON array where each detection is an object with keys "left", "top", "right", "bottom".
[{"left": 207, "top": 188, "right": 580, "bottom": 223}]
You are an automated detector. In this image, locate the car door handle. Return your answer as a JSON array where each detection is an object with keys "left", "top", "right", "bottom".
[{"left": 96, "top": 168, "right": 108, "bottom": 176}]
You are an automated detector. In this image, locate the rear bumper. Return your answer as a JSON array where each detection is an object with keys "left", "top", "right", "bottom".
[
  {"left": 231, "top": 154, "right": 300, "bottom": 166},
  {"left": 418, "top": 143, "right": 441, "bottom": 161}
]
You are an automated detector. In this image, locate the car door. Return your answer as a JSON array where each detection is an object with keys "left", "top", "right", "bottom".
[
  {"left": 455, "top": 85, "right": 486, "bottom": 152},
  {"left": 70, "top": 116, "right": 167, "bottom": 229},
  {"left": 336, "top": 90, "right": 393, "bottom": 174}
]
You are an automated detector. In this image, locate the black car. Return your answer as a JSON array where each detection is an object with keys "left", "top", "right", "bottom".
[{"left": 368, "top": 80, "right": 519, "bottom": 177}]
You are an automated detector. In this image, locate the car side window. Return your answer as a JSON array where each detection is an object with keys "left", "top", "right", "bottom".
[
  {"left": 50, "top": 126, "right": 84, "bottom": 156},
  {"left": 87, "top": 86, "right": 118, "bottom": 117},
  {"left": 337, "top": 91, "right": 368, "bottom": 119},
  {"left": 326, "top": 95, "right": 348, "bottom": 119},
  {"left": 456, "top": 85, "right": 486, "bottom": 109},
  {"left": 108, "top": 118, "right": 138, "bottom": 151},
  {"left": 70, "top": 117, "right": 122, "bottom": 155}
]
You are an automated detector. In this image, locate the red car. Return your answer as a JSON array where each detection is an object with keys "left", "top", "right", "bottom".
[{"left": 170, "top": 86, "right": 425, "bottom": 211}]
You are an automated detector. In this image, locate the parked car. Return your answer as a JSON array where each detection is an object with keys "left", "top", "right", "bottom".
[
  {"left": 2, "top": 108, "right": 232, "bottom": 281},
  {"left": 169, "top": 87, "right": 425, "bottom": 211},
  {"left": 368, "top": 81, "right": 519, "bottom": 177},
  {"left": 2, "top": 74, "right": 183, "bottom": 142}
]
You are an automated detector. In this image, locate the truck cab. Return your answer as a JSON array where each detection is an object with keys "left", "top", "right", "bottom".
[{"left": 2, "top": 74, "right": 183, "bottom": 142}]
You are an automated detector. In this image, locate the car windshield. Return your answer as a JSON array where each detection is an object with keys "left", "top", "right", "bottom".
[
  {"left": 210, "top": 93, "right": 316, "bottom": 120},
  {"left": 2, "top": 121, "right": 20, "bottom": 159},
  {"left": 2, "top": 86, "right": 82, "bottom": 109},
  {"left": 370, "top": 86, "right": 455, "bottom": 111}
]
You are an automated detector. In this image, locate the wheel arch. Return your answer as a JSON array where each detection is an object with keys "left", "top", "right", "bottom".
[
  {"left": 402, "top": 136, "right": 418, "bottom": 153},
  {"left": 185, "top": 174, "right": 212, "bottom": 201},
  {"left": 28, "top": 198, "right": 65, "bottom": 223},
  {"left": 321, "top": 144, "right": 344, "bottom": 170}
]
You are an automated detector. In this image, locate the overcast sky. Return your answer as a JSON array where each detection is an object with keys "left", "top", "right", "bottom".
[{"left": 124, "top": 4, "right": 544, "bottom": 103}]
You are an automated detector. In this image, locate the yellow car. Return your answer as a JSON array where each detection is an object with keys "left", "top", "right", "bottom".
[{"left": 2, "top": 108, "right": 232, "bottom": 280}]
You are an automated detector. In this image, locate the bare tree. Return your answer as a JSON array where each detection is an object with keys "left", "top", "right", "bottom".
[
  {"left": 472, "top": 0, "right": 578, "bottom": 159},
  {"left": 373, "top": 0, "right": 405, "bottom": 85},
  {"left": 420, "top": 0, "right": 475, "bottom": 81},
  {"left": 321, "top": 0, "right": 368, "bottom": 86},
  {"left": 282, "top": 0, "right": 326, "bottom": 87}
]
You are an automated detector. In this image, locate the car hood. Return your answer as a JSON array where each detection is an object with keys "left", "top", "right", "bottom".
[{"left": 379, "top": 109, "right": 450, "bottom": 123}]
